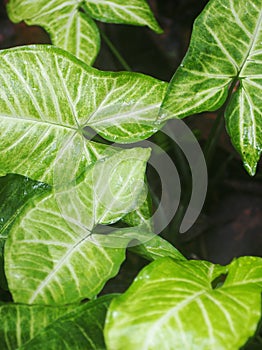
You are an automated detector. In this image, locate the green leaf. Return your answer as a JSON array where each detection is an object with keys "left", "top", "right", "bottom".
[
  {"left": 7, "top": 0, "right": 162, "bottom": 65},
  {"left": 0, "top": 295, "right": 114, "bottom": 349},
  {"left": 0, "top": 174, "right": 50, "bottom": 290},
  {"left": 105, "top": 256, "right": 262, "bottom": 350},
  {"left": 160, "top": 0, "right": 262, "bottom": 175},
  {"left": 0, "top": 45, "right": 166, "bottom": 184},
  {"left": 129, "top": 235, "right": 186, "bottom": 261},
  {"left": 82, "top": 0, "right": 162, "bottom": 33},
  {"left": 122, "top": 191, "right": 153, "bottom": 231},
  {"left": 0, "top": 302, "right": 74, "bottom": 349},
  {"left": 5, "top": 147, "right": 150, "bottom": 305},
  {"left": 20, "top": 295, "right": 114, "bottom": 349}
]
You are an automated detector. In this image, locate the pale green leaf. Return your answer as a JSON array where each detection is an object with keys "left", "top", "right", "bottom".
[
  {"left": 105, "top": 256, "right": 262, "bottom": 350},
  {"left": 7, "top": 0, "right": 100, "bottom": 65},
  {"left": 0, "top": 302, "right": 74, "bottom": 350},
  {"left": 82, "top": 0, "right": 162, "bottom": 33},
  {"left": 7, "top": 0, "right": 161, "bottom": 65},
  {"left": 5, "top": 147, "right": 150, "bottom": 305},
  {"left": 0, "top": 45, "right": 167, "bottom": 184},
  {"left": 160, "top": 0, "right": 262, "bottom": 175},
  {"left": 129, "top": 235, "right": 186, "bottom": 262}
]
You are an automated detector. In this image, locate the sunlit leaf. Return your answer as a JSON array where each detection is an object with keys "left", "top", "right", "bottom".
[
  {"left": 160, "top": 0, "right": 262, "bottom": 175},
  {"left": 105, "top": 256, "right": 262, "bottom": 350},
  {"left": 0, "top": 45, "right": 167, "bottom": 184},
  {"left": 7, "top": 0, "right": 162, "bottom": 64}
]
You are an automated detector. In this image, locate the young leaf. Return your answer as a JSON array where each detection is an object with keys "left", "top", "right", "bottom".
[
  {"left": 5, "top": 148, "right": 150, "bottom": 305},
  {"left": 7, "top": 0, "right": 162, "bottom": 65},
  {"left": 0, "top": 174, "right": 50, "bottom": 290},
  {"left": 105, "top": 256, "right": 262, "bottom": 350},
  {"left": 0, "top": 46, "right": 166, "bottom": 184},
  {"left": 19, "top": 295, "right": 115, "bottom": 349},
  {"left": 160, "top": 0, "right": 262, "bottom": 175},
  {"left": 0, "top": 302, "right": 74, "bottom": 349}
]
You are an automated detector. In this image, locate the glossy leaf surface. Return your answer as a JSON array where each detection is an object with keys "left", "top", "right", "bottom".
[
  {"left": 7, "top": 0, "right": 162, "bottom": 64},
  {"left": 0, "top": 46, "right": 166, "bottom": 184},
  {"left": 160, "top": 0, "right": 262, "bottom": 175},
  {"left": 0, "top": 295, "right": 114, "bottom": 349},
  {"left": 20, "top": 295, "right": 114, "bottom": 349},
  {"left": 5, "top": 148, "right": 150, "bottom": 304},
  {"left": 105, "top": 256, "right": 262, "bottom": 350}
]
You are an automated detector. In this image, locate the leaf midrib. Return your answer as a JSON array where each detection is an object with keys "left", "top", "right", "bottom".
[
  {"left": 239, "top": 8, "right": 262, "bottom": 78},
  {"left": 28, "top": 228, "right": 93, "bottom": 303},
  {"left": 0, "top": 114, "right": 79, "bottom": 132},
  {"left": 141, "top": 290, "right": 206, "bottom": 348}
]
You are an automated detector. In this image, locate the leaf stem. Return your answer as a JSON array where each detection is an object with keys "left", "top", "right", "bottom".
[
  {"left": 203, "top": 108, "right": 225, "bottom": 168},
  {"left": 80, "top": 3, "right": 132, "bottom": 71},
  {"left": 99, "top": 29, "right": 132, "bottom": 72}
]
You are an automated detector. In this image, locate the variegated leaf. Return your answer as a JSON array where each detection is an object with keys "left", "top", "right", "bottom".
[
  {"left": 0, "top": 302, "right": 74, "bottom": 349},
  {"left": 82, "top": 0, "right": 162, "bottom": 32},
  {"left": 18, "top": 295, "right": 114, "bottom": 350},
  {"left": 129, "top": 234, "right": 186, "bottom": 261},
  {"left": 0, "top": 295, "right": 113, "bottom": 349},
  {"left": 5, "top": 147, "right": 150, "bottom": 304},
  {"left": 7, "top": 0, "right": 162, "bottom": 65},
  {"left": 105, "top": 256, "right": 262, "bottom": 350},
  {"left": 160, "top": 0, "right": 262, "bottom": 175},
  {"left": 0, "top": 46, "right": 167, "bottom": 184}
]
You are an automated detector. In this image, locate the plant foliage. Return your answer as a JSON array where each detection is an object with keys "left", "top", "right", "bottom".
[
  {"left": 7, "top": 0, "right": 162, "bottom": 64},
  {"left": 105, "top": 257, "right": 262, "bottom": 350},
  {"left": 0, "top": 0, "right": 261, "bottom": 348},
  {"left": 160, "top": 0, "right": 262, "bottom": 175}
]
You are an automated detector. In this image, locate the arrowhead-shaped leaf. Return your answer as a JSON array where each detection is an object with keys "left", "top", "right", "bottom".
[
  {"left": 105, "top": 256, "right": 262, "bottom": 350},
  {"left": 7, "top": 0, "right": 162, "bottom": 64},
  {"left": 0, "top": 46, "right": 167, "bottom": 184},
  {"left": 5, "top": 147, "right": 150, "bottom": 305},
  {"left": 0, "top": 294, "right": 114, "bottom": 349},
  {"left": 160, "top": 0, "right": 262, "bottom": 175}
]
